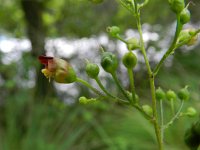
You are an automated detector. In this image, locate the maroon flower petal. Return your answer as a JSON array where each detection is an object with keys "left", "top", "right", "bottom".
[{"left": 38, "top": 55, "right": 53, "bottom": 65}]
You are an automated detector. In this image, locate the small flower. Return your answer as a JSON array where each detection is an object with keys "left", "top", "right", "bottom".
[{"left": 38, "top": 55, "right": 76, "bottom": 83}]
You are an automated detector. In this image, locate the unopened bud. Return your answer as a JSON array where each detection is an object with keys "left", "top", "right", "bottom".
[
  {"left": 106, "top": 26, "right": 120, "bottom": 37},
  {"left": 169, "top": 0, "right": 185, "bottom": 14},
  {"left": 156, "top": 87, "right": 166, "bottom": 101},
  {"left": 166, "top": 90, "right": 177, "bottom": 101},
  {"left": 142, "top": 105, "right": 153, "bottom": 116},
  {"left": 122, "top": 52, "right": 137, "bottom": 69},
  {"left": 186, "top": 107, "right": 197, "bottom": 117},
  {"left": 178, "top": 29, "right": 198, "bottom": 46},
  {"left": 79, "top": 96, "right": 97, "bottom": 104},
  {"left": 126, "top": 38, "right": 140, "bottom": 50},
  {"left": 101, "top": 52, "right": 118, "bottom": 73},
  {"left": 86, "top": 62, "right": 100, "bottom": 79},
  {"left": 178, "top": 86, "right": 190, "bottom": 101},
  {"left": 180, "top": 8, "right": 190, "bottom": 24}
]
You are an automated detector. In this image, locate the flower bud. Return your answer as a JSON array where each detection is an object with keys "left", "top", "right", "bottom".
[
  {"left": 126, "top": 38, "right": 140, "bottom": 50},
  {"left": 186, "top": 107, "right": 197, "bottom": 117},
  {"left": 101, "top": 52, "right": 118, "bottom": 73},
  {"left": 178, "top": 29, "right": 198, "bottom": 46},
  {"left": 169, "top": 0, "right": 185, "bottom": 14},
  {"left": 122, "top": 52, "right": 137, "bottom": 69},
  {"left": 156, "top": 87, "right": 166, "bottom": 101},
  {"left": 88, "top": 0, "right": 104, "bottom": 4},
  {"left": 127, "top": 91, "right": 139, "bottom": 102},
  {"left": 180, "top": 8, "right": 190, "bottom": 24},
  {"left": 166, "top": 90, "right": 177, "bottom": 101},
  {"left": 39, "top": 56, "right": 76, "bottom": 83},
  {"left": 86, "top": 62, "right": 100, "bottom": 79},
  {"left": 106, "top": 26, "right": 120, "bottom": 37},
  {"left": 178, "top": 86, "right": 190, "bottom": 101},
  {"left": 79, "top": 96, "right": 97, "bottom": 104},
  {"left": 142, "top": 105, "right": 153, "bottom": 116}
]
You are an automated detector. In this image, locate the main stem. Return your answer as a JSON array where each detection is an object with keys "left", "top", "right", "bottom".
[
  {"left": 153, "top": 15, "right": 182, "bottom": 76},
  {"left": 133, "top": 2, "right": 163, "bottom": 149}
]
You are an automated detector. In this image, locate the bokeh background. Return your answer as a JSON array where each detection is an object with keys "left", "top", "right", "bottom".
[{"left": 0, "top": 0, "right": 200, "bottom": 149}]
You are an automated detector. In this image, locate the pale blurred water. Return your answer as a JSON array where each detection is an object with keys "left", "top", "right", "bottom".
[{"left": 0, "top": 24, "right": 199, "bottom": 103}]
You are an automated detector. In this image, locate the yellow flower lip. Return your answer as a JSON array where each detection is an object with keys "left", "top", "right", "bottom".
[{"left": 41, "top": 69, "right": 54, "bottom": 82}]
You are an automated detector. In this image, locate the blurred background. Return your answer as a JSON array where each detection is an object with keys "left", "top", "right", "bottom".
[{"left": 0, "top": 0, "right": 200, "bottom": 149}]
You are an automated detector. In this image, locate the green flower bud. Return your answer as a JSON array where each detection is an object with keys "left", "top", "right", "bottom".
[
  {"left": 142, "top": 105, "right": 153, "bottom": 116},
  {"left": 122, "top": 52, "right": 137, "bottom": 69},
  {"left": 178, "top": 86, "right": 190, "bottom": 101},
  {"left": 180, "top": 8, "right": 190, "bottom": 24},
  {"left": 156, "top": 87, "right": 166, "bottom": 101},
  {"left": 166, "top": 90, "right": 177, "bottom": 101},
  {"left": 178, "top": 29, "right": 198, "bottom": 46},
  {"left": 126, "top": 38, "right": 140, "bottom": 50},
  {"left": 127, "top": 91, "right": 139, "bottom": 102},
  {"left": 170, "top": 0, "right": 185, "bottom": 14},
  {"left": 88, "top": 0, "right": 104, "bottom": 4},
  {"left": 101, "top": 52, "right": 118, "bottom": 73},
  {"left": 186, "top": 107, "right": 197, "bottom": 117},
  {"left": 86, "top": 63, "right": 99, "bottom": 79},
  {"left": 79, "top": 96, "right": 97, "bottom": 104},
  {"left": 106, "top": 26, "right": 120, "bottom": 37}
]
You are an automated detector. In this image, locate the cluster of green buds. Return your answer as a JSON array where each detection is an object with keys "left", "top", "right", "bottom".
[
  {"left": 155, "top": 86, "right": 196, "bottom": 118},
  {"left": 169, "top": 0, "right": 191, "bottom": 25},
  {"left": 156, "top": 86, "right": 191, "bottom": 101}
]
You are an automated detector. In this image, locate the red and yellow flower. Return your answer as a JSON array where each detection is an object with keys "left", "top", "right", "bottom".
[{"left": 38, "top": 56, "right": 76, "bottom": 83}]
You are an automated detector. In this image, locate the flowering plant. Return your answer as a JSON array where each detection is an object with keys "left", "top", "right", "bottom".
[{"left": 39, "top": 0, "right": 200, "bottom": 149}]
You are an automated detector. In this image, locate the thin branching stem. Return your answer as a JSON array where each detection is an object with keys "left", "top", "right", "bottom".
[{"left": 133, "top": 0, "right": 163, "bottom": 149}]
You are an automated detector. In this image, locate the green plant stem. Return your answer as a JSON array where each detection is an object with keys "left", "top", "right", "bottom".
[
  {"left": 133, "top": 1, "right": 163, "bottom": 149},
  {"left": 164, "top": 100, "right": 184, "bottom": 129},
  {"left": 111, "top": 72, "right": 131, "bottom": 103},
  {"left": 76, "top": 78, "right": 104, "bottom": 96},
  {"left": 170, "top": 99, "right": 175, "bottom": 115},
  {"left": 96, "top": 71, "right": 151, "bottom": 119},
  {"left": 127, "top": 68, "right": 137, "bottom": 104},
  {"left": 95, "top": 77, "right": 129, "bottom": 104},
  {"left": 153, "top": 15, "right": 183, "bottom": 76},
  {"left": 116, "top": 34, "right": 128, "bottom": 44},
  {"left": 160, "top": 100, "right": 164, "bottom": 145}
]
